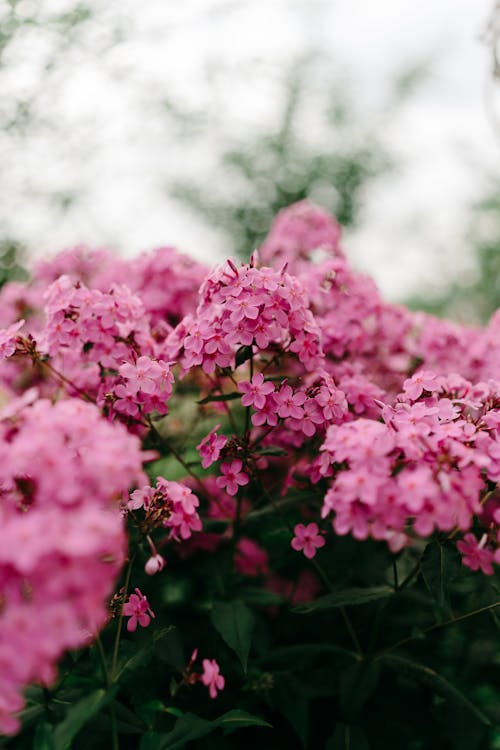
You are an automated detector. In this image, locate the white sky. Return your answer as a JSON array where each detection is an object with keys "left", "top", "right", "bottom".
[{"left": 0, "top": 0, "right": 499, "bottom": 301}]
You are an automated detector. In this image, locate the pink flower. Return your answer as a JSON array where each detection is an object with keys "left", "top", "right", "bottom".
[
  {"left": 274, "top": 384, "right": 306, "bottom": 419},
  {"left": 235, "top": 538, "right": 269, "bottom": 577},
  {"left": 291, "top": 523, "right": 325, "bottom": 559},
  {"left": 197, "top": 425, "right": 227, "bottom": 469},
  {"left": 201, "top": 658, "right": 225, "bottom": 699},
  {"left": 0, "top": 320, "right": 24, "bottom": 359},
  {"left": 123, "top": 588, "right": 155, "bottom": 632},
  {"left": 238, "top": 373, "right": 275, "bottom": 410},
  {"left": 457, "top": 533, "right": 495, "bottom": 576},
  {"left": 216, "top": 460, "right": 249, "bottom": 496}
]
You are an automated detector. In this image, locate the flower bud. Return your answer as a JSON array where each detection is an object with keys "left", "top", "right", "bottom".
[{"left": 145, "top": 554, "right": 166, "bottom": 575}]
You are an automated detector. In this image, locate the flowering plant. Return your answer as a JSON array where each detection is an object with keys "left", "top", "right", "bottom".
[{"left": 0, "top": 202, "right": 499, "bottom": 749}]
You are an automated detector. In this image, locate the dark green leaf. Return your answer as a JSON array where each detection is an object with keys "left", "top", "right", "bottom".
[
  {"left": 235, "top": 345, "right": 254, "bottom": 367},
  {"left": 274, "top": 675, "right": 308, "bottom": 747},
  {"left": 421, "top": 541, "right": 460, "bottom": 610},
  {"left": 340, "top": 661, "right": 380, "bottom": 720},
  {"left": 52, "top": 689, "right": 112, "bottom": 750},
  {"left": 219, "top": 709, "right": 272, "bottom": 734},
  {"left": 240, "top": 585, "right": 286, "bottom": 606},
  {"left": 197, "top": 392, "right": 239, "bottom": 405},
  {"left": 292, "top": 586, "right": 393, "bottom": 614},
  {"left": 381, "top": 655, "right": 492, "bottom": 727},
  {"left": 211, "top": 599, "right": 255, "bottom": 673},
  {"left": 327, "top": 723, "right": 370, "bottom": 750},
  {"left": 33, "top": 720, "right": 54, "bottom": 750},
  {"left": 153, "top": 713, "right": 214, "bottom": 750}
]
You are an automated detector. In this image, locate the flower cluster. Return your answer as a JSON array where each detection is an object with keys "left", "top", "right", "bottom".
[{"left": 0, "top": 398, "right": 146, "bottom": 734}]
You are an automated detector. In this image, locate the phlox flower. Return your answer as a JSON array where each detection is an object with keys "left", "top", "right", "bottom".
[
  {"left": 197, "top": 424, "right": 227, "bottom": 469},
  {"left": 291, "top": 523, "right": 325, "bottom": 559},
  {"left": 201, "top": 658, "right": 225, "bottom": 699},
  {"left": 457, "top": 533, "right": 495, "bottom": 576},
  {"left": 238, "top": 372, "right": 275, "bottom": 410},
  {"left": 123, "top": 588, "right": 155, "bottom": 632},
  {"left": 216, "top": 460, "right": 249, "bottom": 496}
]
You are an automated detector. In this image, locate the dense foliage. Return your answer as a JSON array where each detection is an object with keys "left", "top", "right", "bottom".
[{"left": 0, "top": 202, "right": 500, "bottom": 749}]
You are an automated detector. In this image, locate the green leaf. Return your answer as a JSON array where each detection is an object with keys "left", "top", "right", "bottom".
[
  {"left": 33, "top": 720, "right": 54, "bottom": 750},
  {"left": 235, "top": 345, "right": 254, "bottom": 367},
  {"left": 140, "top": 710, "right": 271, "bottom": 750},
  {"left": 197, "top": 392, "right": 239, "bottom": 405},
  {"left": 149, "top": 713, "right": 215, "bottom": 750},
  {"left": 259, "top": 642, "right": 358, "bottom": 665},
  {"left": 52, "top": 689, "right": 113, "bottom": 750},
  {"left": 211, "top": 599, "right": 255, "bottom": 673},
  {"left": 239, "top": 585, "right": 286, "bottom": 607},
  {"left": 421, "top": 540, "right": 460, "bottom": 610},
  {"left": 274, "top": 675, "right": 309, "bottom": 747},
  {"left": 291, "top": 586, "right": 393, "bottom": 614},
  {"left": 218, "top": 709, "right": 272, "bottom": 735},
  {"left": 340, "top": 661, "right": 380, "bottom": 720},
  {"left": 381, "top": 655, "right": 492, "bottom": 727},
  {"left": 327, "top": 723, "right": 370, "bottom": 750}
]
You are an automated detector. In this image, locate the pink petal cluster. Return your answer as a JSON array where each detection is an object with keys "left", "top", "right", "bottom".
[
  {"left": 196, "top": 424, "right": 228, "bottom": 469},
  {"left": 129, "top": 477, "right": 202, "bottom": 541},
  {"left": 164, "top": 257, "right": 324, "bottom": 375},
  {"left": 123, "top": 588, "right": 155, "bottom": 632},
  {"left": 291, "top": 523, "right": 325, "bottom": 559},
  {"left": 0, "top": 398, "right": 146, "bottom": 735},
  {"left": 216, "top": 460, "right": 249, "bottom": 496},
  {"left": 200, "top": 658, "right": 225, "bottom": 699}
]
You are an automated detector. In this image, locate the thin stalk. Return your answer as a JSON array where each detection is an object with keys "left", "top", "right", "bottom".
[
  {"left": 111, "top": 556, "right": 135, "bottom": 679},
  {"left": 375, "top": 600, "right": 500, "bottom": 658}
]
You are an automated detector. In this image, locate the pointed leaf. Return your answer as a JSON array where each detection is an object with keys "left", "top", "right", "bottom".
[
  {"left": 381, "top": 655, "right": 492, "bottom": 727},
  {"left": 327, "top": 723, "right": 370, "bottom": 750},
  {"left": 211, "top": 599, "right": 255, "bottom": 673},
  {"left": 421, "top": 540, "right": 460, "bottom": 610},
  {"left": 197, "top": 392, "right": 239, "bottom": 404},
  {"left": 292, "top": 586, "right": 393, "bottom": 614},
  {"left": 274, "top": 675, "right": 309, "bottom": 747},
  {"left": 218, "top": 709, "right": 272, "bottom": 734},
  {"left": 52, "top": 689, "right": 113, "bottom": 750}
]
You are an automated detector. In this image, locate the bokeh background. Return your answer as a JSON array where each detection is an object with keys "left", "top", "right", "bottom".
[{"left": 0, "top": 0, "right": 499, "bottom": 319}]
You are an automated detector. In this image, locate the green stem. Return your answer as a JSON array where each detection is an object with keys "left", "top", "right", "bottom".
[
  {"left": 375, "top": 600, "right": 500, "bottom": 658},
  {"left": 111, "top": 556, "right": 135, "bottom": 679},
  {"left": 260, "top": 481, "right": 363, "bottom": 656}
]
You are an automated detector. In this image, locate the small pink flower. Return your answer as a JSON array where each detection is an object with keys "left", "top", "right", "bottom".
[
  {"left": 123, "top": 588, "right": 155, "bottom": 632},
  {"left": 457, "top": 533, "right": 494, "bottom": 576},
  {"left": 216, "top": 460, "right": 249, "bottom": 496},
  {"left": 235, "top": 538, "right": 269, "bottom": 577},
  {"left": 197, "top": 425, "right": 227, "bottom": 469},
  {"left": 201, "top": 658, "right": 225, "bottom": 699},
  {"left": 291, "top": 523, "right": 325, "bottom": 559},
  {"left": 238, "top": 373, "right": 275, "bottom": 410}
]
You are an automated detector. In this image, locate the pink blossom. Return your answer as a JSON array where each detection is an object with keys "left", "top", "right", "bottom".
[
  {"left": 457, "top": 533, "right": 495, "bottom": 575},
  {"left": 0, "top": 320, "right": 24, "bottom": 359},
  {"left": 235, "top": 538, "right": 269, "bottom": 577},
  {"left": 216, "top": 460, "right": 249, "bottom": 496},
  {"left": 238, "top": 372, "right": 275, "bottom": 410},
  {"left": 200, "top": 658, "right": 225, "bottom": 699},
  {"left": 123, "top": 588, "right": 155, "bottom": 632},
  {"left": 274, "top": 384, "right": 306, "bottom": 419},
  {"left": 197, "top": 425, "right": 228, "bottom": 469},
  {"left": 291, "top": 523, "right": 325, "bottom": 559}
]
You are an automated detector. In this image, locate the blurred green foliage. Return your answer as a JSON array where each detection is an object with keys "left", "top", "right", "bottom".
[
  {"left": 0, "top": 239, "right": 27, "bottom": 288},
  {"left": 409, "top": 183, "right": 500, "bottom": 324},
  {"left": 168, "top": 58, "right": 392, "bottom": 259}
]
